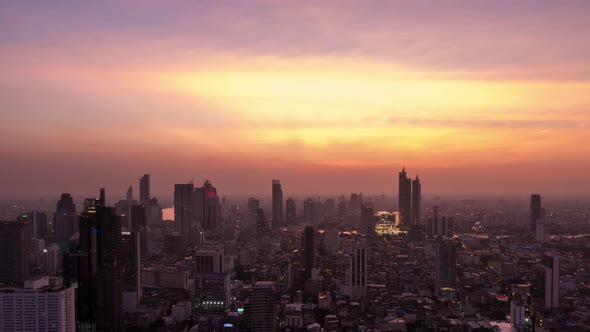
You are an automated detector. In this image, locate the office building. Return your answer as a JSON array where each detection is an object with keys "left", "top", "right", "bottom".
[
  {"left": 531, "top": 194, "right": 542, "bottom": 233},
  {"left": 194, "top": 180, "right": 221, "bottom": 231},
  {"left": 55, "top": 193, "right": 78, "bottom": 249},
  {"left": 536, "top": 219, "right": 545, "bottom": 242},
  {"left": 0, "top": 221, "right": 29, "bottom": 286},
  {"left": 343, "top": 237, "right": 368, "bottom": 298},
  {"left": 244, "top": 281, "right": 276, "bottom": 332},
  {"left": 256, "top": 208, "right": 269, "bottom": 238},
  {"left": 272, "top": 179, "right": 283, "bottom": 228},
  {"left": 303, "top": 226, "right": 316, "bottom": 279},
  {"left": 412, "top": 175, "right": 421, "bottom": 225},
  {"left": 286, "top": 198, "right": 296, "bottom": 224},
  {"left": 427, "top": 206, "right": 453, "bottom": 238},
  {"left": 0, "top": 277, "right": 76, "bottom": 332},
  {"left": 121, "top": 230, "right": 142, "bottom": 313},
  {"left": 77, "top": 192, "right": 123, "bottom": 331},
  {"left": 130, "top": 204, "right": 147, "bottom": 257},
  {"left": 46, "top": 243, "right": 61, "bottom": 273},
  {"left": 139, "top": 174, "right": 150, "bottom": 206},
  {"left": 174, "top": 183, "right": 194, "bottom": 245},
  {"left": 538, "top": 253, "right": 560, "bottom": 309},
  {"left": 435, "top": 238, "right": 457, "bottom": 299},
  {"left": 398, "top": 167, "right": 412, "bottom": 226},
  {"left": 193, "top": 249, "right": 230, "bottom": 319}
]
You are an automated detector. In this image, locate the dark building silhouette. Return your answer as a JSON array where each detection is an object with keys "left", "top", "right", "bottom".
[
  {"left": 175, "top": 183, "right": 194, "bottom": 245},
  {"left": 286, "top": 198, "right": 296, "bottom": 224},
  {"left": 531, "top": 194, "right": 542, "bottom": 233},
  {"left": 18, "top": 210, "right": 48, "bottom": 240},
  {"left": 272, "top": 179, "right": 283, "bottom": 229},
  {"left": 412, "top": 175, "right": 421, "bottom": 225},
  {"left": 0, "top": 221, "right": 29, "bottom": 286},
  {"left": 139, "top": 174, "right": 150, "bottom": 206},
  {"left": 398, "top": 167, "right": 412, "bottom": 226},
  {"left": 130, "top": 204, "right": 147, "bottom": 258},
  {"left": 303, "top": 226, "right": 316, "bottom": 279},
  {"left": 244, "top": 281, "right": 276, "bottom": 332},
  {"left": 77, "top": 192, "right": 123, "bottom": 331},
  {"left": 194, "top": 180, "right": 221, "bottom": 231},
  {"left": 325, "top": 198, "right": 336, "bottom": 218},
  {"left": 256, "top": 208, "right": 269, "bottom": 238},
  {"left": 427, "top": 206, "right": 453, "bottom": 239},
  {"left": 120, "top": 230, "right": 142, "bottom": 312},
  {"left": 55, "top": 193, "right": 78, "bottom": 248},
  {"left": 435, "top": 238, "right": 457, "bottom": 299}
]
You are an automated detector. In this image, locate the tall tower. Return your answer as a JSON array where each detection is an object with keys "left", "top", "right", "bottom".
[
  {"left": 174, "top": 183, "right": 194, "bottom": 245},
  {"left": 272, "top": 180, "right": 283, "bottom": 229},
  {"left": 540, "top": 253, "right": 560, "bottom": 309},
  {"left": 344, "top": 237, "right": 368, "bottom": 298},
  {"left": 139, "top": 174, "right": 150, "bottom": 206},
  {"left": 398, "top": 167, "right": 412, "bottom": 227},
  {"left": 193, "top": 249, "right": 230, "bottom": 319},
  {"left": 55, "top": 193, "right": 78, "bottom": 249},
  {"left": 0, "top": 221, "right": 29, "bottom": 286},
  {"left": 194, "top": 180, "right": 221, "bottom": 231},
  {"left": 411, "top": 175, "right": 421, "bottom": 225},
  {"left": 121, "top": 230, "right": 142, "bottom": 313},
  {"left": 435, "top": 238, "right": 457, "bottom": 300},
  {"left": 531, "top": 194, "right": 541, "bottom": 233},
  {"left": 286, "top": 198, "right": 296, "bottom": 224},
  {"left": 303, "top": 226, "right": 316, "bottom": 279},
  {"left": 77, "top": 192, "right": 123, "bottom": 331},
  {"left": 244, "top": 281, "right": 276, "bottom": 332}
]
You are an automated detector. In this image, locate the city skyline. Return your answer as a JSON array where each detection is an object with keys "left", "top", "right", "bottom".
[{"left": 1, "top": 1, "right": 590, "bottom": 197}]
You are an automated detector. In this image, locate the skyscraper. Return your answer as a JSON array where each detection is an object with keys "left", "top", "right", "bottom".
[
  {"left": 130, "top": 204, "right": 147, "bottom": 258},
  {"left": 286, "top": 198, "right": 296, "bottom": 224},
  {"left": 531, "top": 194, "right": 542, "bottom": 233},
  {"left": 398, "top": 167, "right": 412, "bottom": 227},
  {"left": 193, "top": 249, "right": 230, "bottom": 319},
  {"left": 126, "top": 185, "right": 133, "bottom": 204},
  {"left": 343, "top": 237, "right": 368, "bottom": 298},
  {"left": 539, "top": 253, "right": 560, "bottom": 309},
  {"left": 121, "top": 230, "right": 141, "bottom": 313},
  {"left": 427, "top": 206, "right": 452, "bottom": 239},
  {"left": 303, "top": 226, "right": 316, "bottom": 279},
  {"left": 139, "top": 174, "right": 150, "bottom": 206},
  {"left": 194, "top": 180, "right": 221, "bottom": 231},
  {"left": 247, "top": 197, "right": 260, "bottom": 229},
  {"left": 272, "top": 179, "right": 283, "bottom": 228},
  {"left": 244, "top": 281, "right": 276, "bottom": 332},
  {"left": 55, "top": 193, "right": 78, "bottom": 249},
  {"left": 0, "top": 221, "right": 29, "bottom": 286},
  {"left": 77, "top": 193, "right": 123, "bottom": 331},
  {"left": 435, "top": 238, "right": 457, "bottom": 300},
  {"left": 174, "top": 183, "right": 194, "bottom": 245},
  {"left": 411, "top": 175, "right": 421, "bottom": 225},
  {"left": 256, "top": 208, "right": 269, "bottom": 238}
]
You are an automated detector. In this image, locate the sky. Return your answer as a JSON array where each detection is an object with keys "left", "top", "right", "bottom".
[{"left": 1, "top": 1, "right": 589, "bottom": 198}]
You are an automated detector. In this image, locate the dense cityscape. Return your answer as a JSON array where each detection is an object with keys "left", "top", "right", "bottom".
[{"left": 1, "top": 169, "right": 589, "bottom": 331}]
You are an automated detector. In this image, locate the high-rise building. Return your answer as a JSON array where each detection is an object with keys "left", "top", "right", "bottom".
[
  {"left": 427, "top": 206, "right": 453, "bottom": 239},
  {"left": 272, "top": 180, "right": 283, "bottom": 229},
  {"left": 46, "top": 243, "right": 61, "bottom": 273},
  {"left": 126, "top": 186, "right": 133, "bottom": 204},
  {"left": 18, "top": 210, "right": 48, "bottom": 240},
  {"left": 194, "top": 180, "right": 221, "bottom": 231},
  {"left": 256, "top": 208, "right": 269, "bottom": 238},
  {"left": 411, "top": 175, "right": 421, "bottom": 225},
  {"left": 398, "top": 167, "right": 412, "bottom": 227},
  {"left": 244, "top": 281, "right": 276, "bottom": 332},
  {"left": 435, "top": 238, "right": 456, "bottom": 300},
  {"left": 538, "top": 253, "right": 560, "bottom": 309},
  {"left": 0, "top": 221, "right": 29, "bottom": 286},
  {"left": 193, "top": 249, "right": 230, "bottom": 319},
  {"left": 130, "top": 204, "right": 147, "bottom": 258},
  {"left": 175, "top": 183, "right": 194, "bottom": 245},
  {"left": 121, "top": 230, "right": 142, "bottom": 313},
  {"left": 77, "top": 193, "right": 123, "bottom": 331},
  {"left": 139, "top": 174, "right": 150, "bottom": 206},
  {"left": 531, "top": 194, "right": 541, "bottom": 233},
  {"left": 303, "top": 198, "right": 321, "bottom": 225},
  {"left": 0, "top": 277, "right": 76, "bottom": 331},
  {"left": 55, "top": 193, "right": 78, "bottom": 249},
  {"left": 325, "top": 199, "right": 336, "bottom": 218},
  {"left": 343, "top": 237, "right": 368, "bottom": 298},
  {"left": 286, "top": 198, "right": 296, "bottom": 224},
  {"left": 303, "top": 226, "right": 316, "bottom": 279},
  {"left": 536, "top": 219, "right": 545, "bottom": 242}
]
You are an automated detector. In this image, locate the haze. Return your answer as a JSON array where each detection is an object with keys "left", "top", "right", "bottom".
[{"left": 1, "top": 1, "right": 589, "bottom": 197}]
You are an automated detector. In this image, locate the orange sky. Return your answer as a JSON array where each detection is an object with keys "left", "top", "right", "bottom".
[{"left": 1, "top": 1, "right": 589, "bottom": 197}]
